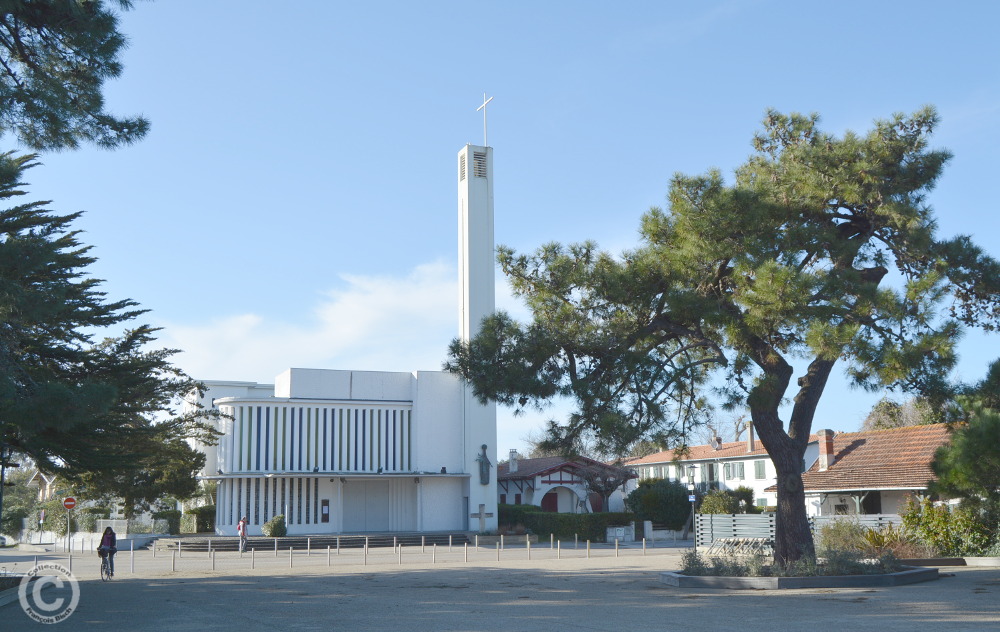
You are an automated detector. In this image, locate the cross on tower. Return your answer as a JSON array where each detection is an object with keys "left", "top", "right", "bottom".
[{"left": 477, "top": 93, "right": 494, "bottom": 147}]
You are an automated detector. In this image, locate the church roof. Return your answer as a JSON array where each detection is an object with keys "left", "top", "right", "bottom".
[{"left": 769, "top": 423, "right": 953, "bottom": 493}]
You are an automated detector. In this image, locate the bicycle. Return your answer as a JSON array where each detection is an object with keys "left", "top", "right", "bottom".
[{"left": 98, "top": 547, "right": 113, "bottom": 581}]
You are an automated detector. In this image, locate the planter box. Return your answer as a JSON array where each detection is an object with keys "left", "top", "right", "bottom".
[{"left": 660, "top": 565, "right": 939, "bottom": 589}]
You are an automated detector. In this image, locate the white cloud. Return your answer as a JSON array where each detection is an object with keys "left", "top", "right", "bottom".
[{"left": 158, "top": 261, "right": 459, "bottom": 383}]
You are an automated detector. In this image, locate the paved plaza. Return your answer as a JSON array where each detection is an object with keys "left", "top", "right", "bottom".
[{"left": 1, "top": 543, "right": 998, "bottom": 631}]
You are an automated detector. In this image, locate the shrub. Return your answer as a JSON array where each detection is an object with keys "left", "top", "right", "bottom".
[
  {"left": 816, "top": 518, "right": 867, "bottom": 553},
  {"left": 624, "top": 479, "right": 691, "bottom": 529},
  {"left": 901, "top": 496, "right": 993, "bottom": 556},
  {"left": 699, "top": 490, "right": 739, "bottom": 514},
  {"left": 262, "top": 514, "right": 287, "bottom": 537},
  {"left": 184, "top": 505, "right": 216, "bottom": 533},
  {"left": 152, "top": 510, "right": 181, "bottom": 535},
  {"left": 496, "top": 504, "right": 633, "bottom": 541}
]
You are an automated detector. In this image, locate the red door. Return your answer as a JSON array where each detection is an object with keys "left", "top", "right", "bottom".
[{"left": 541, "top": 491, "right": 558, "bottom": 512}]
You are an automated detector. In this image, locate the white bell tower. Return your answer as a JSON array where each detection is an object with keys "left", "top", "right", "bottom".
[{"left": 457, "top": 140, "right": 497, "bottom": 532}]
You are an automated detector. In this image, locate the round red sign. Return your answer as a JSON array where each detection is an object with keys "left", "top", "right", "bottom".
[{"left": 63, "top": 497, "right": 76, "bottom": 510}]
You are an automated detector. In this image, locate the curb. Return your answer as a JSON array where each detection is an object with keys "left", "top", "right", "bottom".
[
  {"left": 660, "top": 565, "right": 939, "bottom": 589},
  {"left": 0, "top": 576, "right": 49, "bottom": 609}
]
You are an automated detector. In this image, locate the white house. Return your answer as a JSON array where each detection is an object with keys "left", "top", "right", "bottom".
[
  {"left": 497, "top": 451, "right": 634, "bottom": 514},
  {"left": 624, "top": 428, "right": 820, "bottom": 510},
  {"left": 190, "top": 143, "right": 499, "bottom": 536},
  {"left": 794, "top": 424, "right": 951, "bottom": 516}
]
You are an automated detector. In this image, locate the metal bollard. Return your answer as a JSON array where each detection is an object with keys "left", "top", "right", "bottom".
[
  {"left": 615, "top": 538, "right": 620, "bottom": 558},
  {"left": 550, "top": 533, "right": 554, "bottom": 549},
  {"left": 327, "top": 545, "right": 331, "bottom": 567},
  {"left": 643, "top": 538, "right": 647, "bottom": 556},
  {"left": 501, "top": 534, "right": 504, "bottom": 551},
  {"left": 274, "top": 538, "right": 278, "bottom": 557},
  {"left": 171, "top": 551, "right": 176, "bottom": 572},
  {"left": 251, "top": 548, "right": 255, "bottom": 570},
  {"left": 307, "top": 537, "right": 311, "bottom": 556},
  {"left": 130, "top": 540, "right": 134, "bottom": 574},
  {"left": 449, "top": 534, "right": 453, "bottom": 552},
  {"left": 398, "top": 545, "right": 402, "bottom": 565},
  {"left": 496, "top": 542, "right": 500, "bottom": 562},
  {"left": 422, "top": 535, "right": 425, "bottom": 553},
  {"left": 575, "top": 533, "right": 578, "bottom": 549},
  {"left": 557, "top": 541, "right": 561, "bottom": 559},
  {"left": 587, "top": 540, "right": 591, "bottom": 559},
  {"left": 527, "top": 539, "right": 531, "bottom": 560},
  {"left": 178, "top": 541, "right": 182, "bottom": 557},
  {"left": 475, "top": 534, "right": 479, "bottom": 550},
  {"left": 212, "top": 550, "right": 216, "bottom": 571},
  {"left": 68, "top": 553, "right": 72, "bottom": 574},
  {"left": 289, "top": 546, "right": 293, "bottom": 568},
  {"left": 464, "top": 542, "right": 468, "bottom": 563},
  {"left": 432, "top": 543, "right": 436, "bottom": 564}
]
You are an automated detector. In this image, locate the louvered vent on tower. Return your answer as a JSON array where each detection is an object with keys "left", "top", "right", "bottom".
[
  {"left": 473, "top": 152, "right": 487, "bottom": 178},
  {"left": 459, "top": 153, "right": 466, "bottom": 181}
]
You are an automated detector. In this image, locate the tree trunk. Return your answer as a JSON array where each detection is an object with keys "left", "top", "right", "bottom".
[{"left": 772, "top": 461, "right": 814, "bottom": 567}]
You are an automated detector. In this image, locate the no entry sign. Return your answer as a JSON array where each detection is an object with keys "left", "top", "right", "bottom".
[{"left": 63, "top": 497, "right": 76, "bottom": 510}]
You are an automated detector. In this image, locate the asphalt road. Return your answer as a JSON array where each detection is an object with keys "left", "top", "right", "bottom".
[{"left": 1, "top": 546, "right": 998, "bottom": 631}]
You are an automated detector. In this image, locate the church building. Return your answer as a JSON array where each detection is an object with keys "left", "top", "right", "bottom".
[{"left": 189, "top": 143, "right": 499, "bottom": 536}]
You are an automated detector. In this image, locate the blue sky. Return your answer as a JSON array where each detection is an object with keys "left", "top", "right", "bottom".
[{"left": 13, "top": 1, "right": 1000, "bottom": 454}]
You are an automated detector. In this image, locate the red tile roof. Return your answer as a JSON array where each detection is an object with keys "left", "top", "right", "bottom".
[
  {"left": 498, "top": 455, "right": 633, "bottom": 480},
  {"left": 624, "top": 435, "right": 815, "bottom": 465},
  {"left": 795, "top": 424, "right": 952, "bottom": 492}
]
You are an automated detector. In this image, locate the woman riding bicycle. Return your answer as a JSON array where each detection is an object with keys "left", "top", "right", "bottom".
[{"left": 98, "top": 526, "right": 118, "bottom": 577}]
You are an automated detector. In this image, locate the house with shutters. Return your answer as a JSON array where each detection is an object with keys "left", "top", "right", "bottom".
[
  {"left": 497, "top": 451, "right": 635, "bottom": 513},
  {"left": 793, "top": 424, "right": 952, "bottom": 516},
  {"left": 624, "top": 428, "right": 820, "bottom": 511}
]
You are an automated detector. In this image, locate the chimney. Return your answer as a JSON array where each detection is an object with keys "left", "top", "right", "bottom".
[
  {"left": 817, "top": 429, "right": 835, "bottom": 471},
  {"left": 508, "top": 449, "right": 519, "bottom": 474},
  {"left": 746, "top": 422, "right": 755, "bottom": 453}
]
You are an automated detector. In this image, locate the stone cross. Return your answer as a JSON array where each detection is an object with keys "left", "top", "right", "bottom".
[
  {"left": 477, "top": 93, "right": 494, "bottom": 147},
  {"left": 470, "top": 503, "right": 493, "bottom": 533}
]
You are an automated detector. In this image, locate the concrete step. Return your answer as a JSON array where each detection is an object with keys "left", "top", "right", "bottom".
[{"left": 154, "top": 533, "right": 471, "bottom": 552}]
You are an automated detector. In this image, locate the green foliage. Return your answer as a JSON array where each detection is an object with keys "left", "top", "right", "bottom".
[
  {"left": 692, "top": 487, "right": 759, "bottom": 515},
  {"left": 262, "top": 514, "right": 287, "bottom": 537},
  {"left": 152, "top": 509, "right": 181, "bottom": 536},
  {"left": 682, "top": 548, "right": 902, "bottom": 577},
  {"left": 448, "top": 108, "right": 1000, "bottom": 564},
  {"left": 0, "top": 466, "right": 38, "bottom": 537},
  {"left": 816, "top": 519, "right": 867, "bottom": 553},
  {"left": 699, "top": 490, "right": 739, "bottom": 514},
  {"left": 932, "top": 403, "right": 1000, "bottom": 512},
  {"left": 0, "top": 1, "right": 148, "bottom": 150},
  {"left": 901, "top": 496, "right": 993, "bottom": 556},
  {"left": 0, "top": 155, "right": 221, "bottom": 517},
  {"left": 624, "top": 479, "right": 691, "bottom": 529},
  {"left": 496, "top": 504, "right": 633, "bottom": 541},
  {"left": 184, "top": 505, "right": 216, "bottom": 533}
]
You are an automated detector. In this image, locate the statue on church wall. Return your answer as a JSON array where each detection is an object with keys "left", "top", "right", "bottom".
[{"left": 476, "top": 444, "right": 491, "bottom": 485}]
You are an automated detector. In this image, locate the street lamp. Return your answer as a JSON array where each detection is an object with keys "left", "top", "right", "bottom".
[{"left": 686, "top": 465, "right": 697, "bottom": 543}]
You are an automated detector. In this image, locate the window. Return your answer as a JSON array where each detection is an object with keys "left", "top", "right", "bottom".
[
  {"left": 515, "top": 493, "right": 522, "bottom": 505},
  {"left": 500, "top": 494, "right": 507, "bottom": 504},
  {"left": 754, "top": 460, "right": 766, "bottom": 479},
  {"left": 756, "top": 498, "right": 767, "bottom": 508},
  {"left": 724, "top": 462, "right": 745, "bottom": 481}
]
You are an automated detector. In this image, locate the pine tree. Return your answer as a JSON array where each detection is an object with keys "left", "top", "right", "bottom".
[{"left": 447, "top": 108, "right": 1000, "bottom": 565}]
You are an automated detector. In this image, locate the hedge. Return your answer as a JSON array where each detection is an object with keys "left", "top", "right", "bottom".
[{"left": 498, "top": 504, "right": 634, "bottom": 542}]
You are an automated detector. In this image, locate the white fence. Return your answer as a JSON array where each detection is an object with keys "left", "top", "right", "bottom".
[{"left": 696, "top": 513, "right": 902, "bottom": 548}]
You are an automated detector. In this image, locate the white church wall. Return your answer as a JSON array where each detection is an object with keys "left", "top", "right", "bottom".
[
  {"left": 420, "top": 477, "right": 466, "bottom": 531},
  {"left": 411, "top": 371, "right": 465, "bottom": 474}
]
